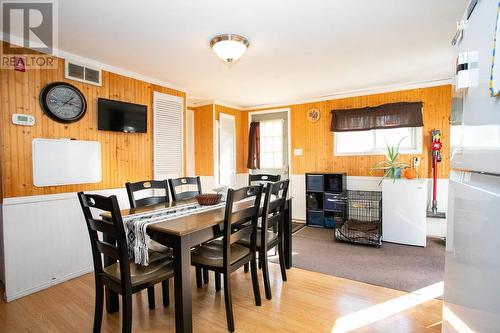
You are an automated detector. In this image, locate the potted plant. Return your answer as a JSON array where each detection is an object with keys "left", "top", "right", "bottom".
[{"left": 372, "top": 138, "right": 410, "bottom": 184}]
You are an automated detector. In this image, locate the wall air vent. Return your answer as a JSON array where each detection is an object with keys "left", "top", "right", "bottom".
[{"left": 65, "top": 60, "right": 102, "bottom": 86}]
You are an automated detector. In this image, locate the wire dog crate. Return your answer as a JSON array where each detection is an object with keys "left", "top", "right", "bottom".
[{"left": 335, "top": 190, "right": 382, "bottom": 247}]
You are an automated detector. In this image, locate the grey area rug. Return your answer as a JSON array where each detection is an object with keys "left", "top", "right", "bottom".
[{"left": 274, "top": 226, "right": 445, "bottom": 293}]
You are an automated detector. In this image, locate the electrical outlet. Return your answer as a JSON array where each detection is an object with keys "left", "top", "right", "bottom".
[{"left": 413, "top": 157, "right": 420, "bottom": 166}]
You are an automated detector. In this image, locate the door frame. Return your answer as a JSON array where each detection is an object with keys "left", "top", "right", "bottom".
[
  {"left": 247, "top": 107, "right": 292, "bottom": 176},
  {"left": 219, "top": 112, "right": 237, "bottom": 187},
  {"left": 185, "top": 109, "right": 195, "bottom": 176}
]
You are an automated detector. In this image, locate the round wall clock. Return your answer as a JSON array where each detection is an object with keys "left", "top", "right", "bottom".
[
  {"left": 307, "top": 107, "right": 320, "bottom": 123},
  {"left": 39, "top": 82, "right": 87, "bottom": 123}
]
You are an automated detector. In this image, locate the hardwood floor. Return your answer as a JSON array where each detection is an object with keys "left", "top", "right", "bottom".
[{"left": 0, "top": 263, "right": 442, "bottom": 332}]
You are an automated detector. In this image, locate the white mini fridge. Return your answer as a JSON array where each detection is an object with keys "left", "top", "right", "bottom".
[{"left": 382, "top": 179, "right": 428, "bottom": 247}]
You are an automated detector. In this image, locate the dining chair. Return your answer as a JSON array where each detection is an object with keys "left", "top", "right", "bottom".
[
  {"left": 237, "top": 179, "right": 289, "bottom": 300},
  {"left": 168, "top": 176, "right": 202, "bottom": 201},
  {"left": 78, "top": 192, "right": 174, "bottom": 333},
  {"left": 125, "top": 180, "right": 173, "bottom": 301},
  {"left": 190, "top": 185, "right": 263, "bottom": 332},
  {"left": 248, "top": 173, "right": 281, "bottom": 185},
  {"left": 125, "top": 180, "right": 169, "bottom": 208},
  {"left": 167, "top": 176, "right": 212, "bottom": 285},
  {"left": 248, "top": 173, "right": 282, "bottom": 249}
]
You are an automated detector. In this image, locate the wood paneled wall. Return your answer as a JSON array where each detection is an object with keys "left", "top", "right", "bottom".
[
  {"left": 214, "top": 105, "right": 248, "bottom": 173},
  {"left": 0, "top": 43, "right": 186, "bottom": 198},
  {"left": 248, "top": 85, "right": 451, "bottom": 178},
  {"left": 191, "top": 104, "right": 214, "bottom": 176}
]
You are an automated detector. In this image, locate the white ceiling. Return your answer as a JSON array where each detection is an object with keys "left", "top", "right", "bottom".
[{"left": 56, "top": 0, "right": 466, "bottom": 108}]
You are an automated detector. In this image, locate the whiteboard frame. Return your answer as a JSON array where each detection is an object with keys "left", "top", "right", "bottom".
[{"left": 32, "top": 138, "right": 102, "bottom": 187}]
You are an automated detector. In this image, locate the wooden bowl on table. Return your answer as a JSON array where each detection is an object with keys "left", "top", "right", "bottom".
[{"left": 195, "top": 193, "right": 222, "bottom": 206}]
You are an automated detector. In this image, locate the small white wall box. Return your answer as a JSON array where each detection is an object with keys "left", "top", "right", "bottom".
[
  {"left": 12, "top": 114, "right": 35, "bottom": 126},
  {"left": 294, "top": 148, "right": 303, "bottom": 156}
]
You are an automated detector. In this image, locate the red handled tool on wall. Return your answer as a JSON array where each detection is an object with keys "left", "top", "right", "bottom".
[{"left": 427, "top": 129, "right": 446, "bottom": 219}]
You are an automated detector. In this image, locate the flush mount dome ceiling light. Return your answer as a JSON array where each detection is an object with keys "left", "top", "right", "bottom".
[{"left": 210, "top": 34, "right": 249, "bottom": 64}]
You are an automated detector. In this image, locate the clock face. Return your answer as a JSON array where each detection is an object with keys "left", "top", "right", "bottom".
[
  {"left": 40, "top": 82, "right": 87, "bottom": 123},
  {"left": 307, "top": 108, "right": 320, "bottom": 123}
]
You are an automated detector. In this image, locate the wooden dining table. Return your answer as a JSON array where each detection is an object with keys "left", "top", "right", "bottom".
[{"left": 102, "top": 197, "right": 293, "bottom": 333}]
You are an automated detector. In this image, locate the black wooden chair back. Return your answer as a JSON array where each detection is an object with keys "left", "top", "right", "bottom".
[
  {"left": 223, "top": 185, "right": 263, "bottom": 267},
  {"left": 168, "top": 176, "right": 202, "bottom": 201},
  {"left": 248, "top": 173, "right": 281, "bottom": 185},
  {"left": 261, "top": 180, "right": 290, "bottom": 244},
  {"left": 125, "top": 180, "right": 169, "bottom": 208},
  {"left": 77, "top": 192, "right": 132, "bottom": 287}
]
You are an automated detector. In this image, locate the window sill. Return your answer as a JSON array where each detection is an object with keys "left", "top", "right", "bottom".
[{"left": 334, "top": 149, "right": 422, "bottom": 157}]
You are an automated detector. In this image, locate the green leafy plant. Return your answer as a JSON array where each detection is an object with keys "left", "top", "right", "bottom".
[{"left": 372, "top": 137, "right": 410, "bottom": 185}]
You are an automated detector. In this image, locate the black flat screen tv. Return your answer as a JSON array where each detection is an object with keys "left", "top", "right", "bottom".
[{"left": 98, "top": 98, "right": 147, "bottom": 133}]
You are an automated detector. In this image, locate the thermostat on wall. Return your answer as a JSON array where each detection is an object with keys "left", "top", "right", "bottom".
[{"left": 12, "top": 114, "right": 35, "bottom": 126}]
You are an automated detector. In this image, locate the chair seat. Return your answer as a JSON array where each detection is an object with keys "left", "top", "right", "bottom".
[
  {"left": 148, "top": 250, "right": 172, "bottom": 263},
  {"left": 237, "top": 230, "right": 279, "bottom": 248},
  {"left": 148, "top": 239, "right": 173, "bottom": 257},
  {"left": 104, "top": 257, "right": 174, "bottom": 287},
  {"left": 191, "top": 242, "right": 251, "bottom": 268}
]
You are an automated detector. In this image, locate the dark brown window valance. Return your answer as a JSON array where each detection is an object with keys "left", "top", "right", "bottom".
[{"left": 330, "top": 102, "right": 423, "bottom": 132}]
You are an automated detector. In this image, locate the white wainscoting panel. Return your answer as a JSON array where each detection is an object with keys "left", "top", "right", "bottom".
[
  {"left": 199, "top": 176, "right": 216, "bottom": 193},
  {"left": 290, "top": 174, "right": 448, "bottom": 237},
  {"left": 236, "top": 173, "right": 249, "bottom": 188},
  {"left": 290, "top": 175, "right": 307, "bottom": 221},
  {"left": 199, "top": 174, "right": 248, "bottom": 193},
  {"left": 0, "top": 188, "right": 129, "bottom": 301}
]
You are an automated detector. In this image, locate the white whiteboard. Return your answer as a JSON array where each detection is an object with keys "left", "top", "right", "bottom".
[{"left": 32, "top": 139, "right": 102, "bottom": 187}]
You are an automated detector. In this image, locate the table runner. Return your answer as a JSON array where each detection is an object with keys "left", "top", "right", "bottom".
[{"left": 123, "top": 202, "right": 226, "bottom": 266}]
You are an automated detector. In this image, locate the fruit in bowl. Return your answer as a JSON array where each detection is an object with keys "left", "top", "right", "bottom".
[{"left": 195, "top": 193, "right": 222, "bottom": 206}]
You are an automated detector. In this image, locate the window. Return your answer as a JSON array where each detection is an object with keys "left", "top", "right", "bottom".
[
  {"left": 260, "top": 119, "right": 283, "bottom": 169},
  {"left": 334, "top": 127, "right": 422, "bottom": 156}
]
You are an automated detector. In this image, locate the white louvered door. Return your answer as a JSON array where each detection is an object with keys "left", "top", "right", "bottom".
[{"left": 153, "top": 92, "right": 184, "bottom": 180}]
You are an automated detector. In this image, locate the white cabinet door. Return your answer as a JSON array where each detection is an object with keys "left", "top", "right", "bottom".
[
  {"left": 382, "top": 179, "right": 427, "bottom": 246},
  {"left": 153, "top": 91, "right": 183, "bottom": 180}
]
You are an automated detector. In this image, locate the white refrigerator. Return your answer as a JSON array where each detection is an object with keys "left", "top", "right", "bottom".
[{"left": 444, "top": 0, "right": 500, "bottom": 332}]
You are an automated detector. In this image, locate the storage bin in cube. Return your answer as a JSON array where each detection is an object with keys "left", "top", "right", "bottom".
[
  {"left": 307, "top": 210, "right": 324, "bottom": 227},
  {"left": 306, "top": 175, "right": 324, "bottom": 192}
]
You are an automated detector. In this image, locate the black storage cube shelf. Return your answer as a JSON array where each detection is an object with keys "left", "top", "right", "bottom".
[{"left": 305, "top": 173, "right": 347, "bottom": 228}]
